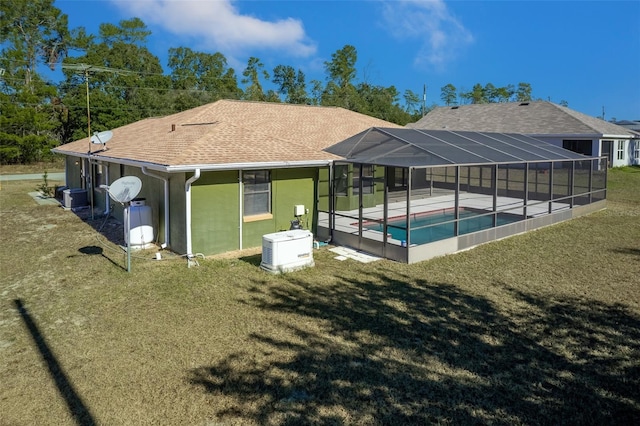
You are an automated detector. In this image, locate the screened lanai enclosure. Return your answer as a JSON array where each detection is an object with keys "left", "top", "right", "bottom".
[{"left": 317, "top": 128, "right": 607, "bottom": 263}]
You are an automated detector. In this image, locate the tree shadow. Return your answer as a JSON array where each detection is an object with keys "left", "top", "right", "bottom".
[
  {"left": 14, "top": 299, "right": 96, "bottom": 426},
  {"left": 239, "top": 253, "right": 262, "bottom": 267},
  {"left": 188, "top": 270, "right": 640, "bottom": 425},
  {"left": 612, "top": 247, "right": 640, "bottom": 258}
]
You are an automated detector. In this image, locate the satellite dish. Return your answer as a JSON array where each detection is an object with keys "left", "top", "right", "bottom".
[
  {"left": 107, "top": 176, "right": 142, "bottom": 204},
  {"left": 91, "top": 130, "right": 113, "bottom": 145}
]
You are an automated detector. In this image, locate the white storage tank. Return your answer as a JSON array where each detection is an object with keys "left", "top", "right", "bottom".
[
  {"left": 261, "top": 229, "right": 314, "bottom": 273},
  {"left": 124, "top": 198, "right": 154, "bottom": 248}
]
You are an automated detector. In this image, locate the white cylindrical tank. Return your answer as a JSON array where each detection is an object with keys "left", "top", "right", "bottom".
[{"left": 124, "top": 198, "right": 154, "bottom": 247}]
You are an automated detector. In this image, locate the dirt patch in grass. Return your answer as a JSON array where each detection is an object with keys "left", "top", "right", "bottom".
[{"left": 1, "top": 168, "right": 639, "bottom": 425}]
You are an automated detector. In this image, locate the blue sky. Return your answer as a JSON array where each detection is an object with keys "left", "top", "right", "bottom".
[{"left": 53, "top": 0, "right": 640, "bottom": 120}]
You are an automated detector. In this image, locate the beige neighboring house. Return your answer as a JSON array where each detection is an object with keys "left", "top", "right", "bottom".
[
  {"left": 52, "top": 99, "right": 401, "bottom": 257},
  {"left": 409, "top": 101, "right": 640, "bottom": 167}
]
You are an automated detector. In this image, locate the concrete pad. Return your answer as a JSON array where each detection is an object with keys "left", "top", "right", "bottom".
[{"left": 28, "top": 192, "right": 62, "bottom": 206}]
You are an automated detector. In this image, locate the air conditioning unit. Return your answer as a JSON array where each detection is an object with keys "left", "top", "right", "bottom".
[
  {"left": 261, "top": 229, "right": 314, "bottom": 274},
  {"left": 62, "top": 188, "right": 88, "bottom": 209}
]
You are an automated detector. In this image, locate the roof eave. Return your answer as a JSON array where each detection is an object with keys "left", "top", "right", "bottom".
[
  {"left": 52, "top": 148, "right": 335, "bottom": 172},
  {"left": 52, "top": 148, "right": 171, "bottom": 172},
  {"left": 527, "top": 133, "right": 634, "bottom": 139},
  {"left": 166, "top": 160, "right": 334, "bottom": 173}
]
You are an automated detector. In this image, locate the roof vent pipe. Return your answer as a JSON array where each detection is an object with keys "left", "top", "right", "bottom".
[{"left": 171, "top": 124, "right": 176, "bottom": 132}]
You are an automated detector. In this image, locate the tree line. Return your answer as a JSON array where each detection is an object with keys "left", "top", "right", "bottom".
[{"left": 1, "top": 0, "right": 539, "bottom": 164}]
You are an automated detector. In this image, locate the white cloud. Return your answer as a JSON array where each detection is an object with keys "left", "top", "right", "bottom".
[
  {"left": 381, "top": 0, "right": 474, "bottom": 70},
  {"left": 111, "top": 0, "right": 317, "bottom": 57}
]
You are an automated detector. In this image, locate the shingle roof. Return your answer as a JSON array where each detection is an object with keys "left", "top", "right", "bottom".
[
  {"left": 408, "top": 101, "right": 636, "bottom": 137},
  {"left": 53, "top": 100, "right": 401, "bottom": 169}
]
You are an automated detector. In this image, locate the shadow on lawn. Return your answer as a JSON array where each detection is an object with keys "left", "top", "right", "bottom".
[
  {"left": 68, "top": 245, "right": 125, "bottom": 271},
  {"left": 612, "top": 247, "right": 640, "bottom": 258},
  {"left": 189, "top": 269, "right": 640, "bottom": 425},
  {"left": 14, "top": 299, "right": 96, "bottom": 426}
]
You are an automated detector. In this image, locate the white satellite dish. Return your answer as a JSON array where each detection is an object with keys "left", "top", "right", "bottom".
[
  {"left": 107, "top": 176, "right": 142, "bottom": 204},
  {"left": 91, "top": 130, "right": 113, "bottom": 145}
]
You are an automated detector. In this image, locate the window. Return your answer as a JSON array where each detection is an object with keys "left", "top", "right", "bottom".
[
  {"left": 617, "top": 140, "right": 625, "bottom": 160},
  {"left": 634, "top": 142, "right": 640, "bottom": 160},
  {"left": 334, "top": 164, "right": 348, "bottom": 196},
  {"left": 394, "top": 167, "right": 408, "bottom": 189},
  {"left": 353, "top": 164, "right": 374, "bottom": 195},
  {"left": 243, "top": 170, "right": 270, "bottom": 216},
  {"left": 562, "top": 140, "right": 592, "bottom": 156}
]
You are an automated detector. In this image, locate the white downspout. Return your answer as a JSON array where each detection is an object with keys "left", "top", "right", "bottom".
[
  {"left": 238, "top": 169, "right": 243, "bottom": 250},
  {"left": 103, "top": 163, "right": 110, "bottom": 216},
  {"left": 142, "top": 166, "right": 170, "bottom": 248},
  {"left": 185, "top": 169, "right": 201, "bottom": 257}
]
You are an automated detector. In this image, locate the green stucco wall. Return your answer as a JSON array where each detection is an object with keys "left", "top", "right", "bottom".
[
  {"left": 189, "top": 167, "right": 318, "bottom": 255},
  {"left": 169, "top": 173, "right": 187, "bottom": 255},
  {"left": 64, "top": 156, "right": 83, "bottom": 189},
  {"left": 190, "top": 170, "right": 240, "bottom": 255}
]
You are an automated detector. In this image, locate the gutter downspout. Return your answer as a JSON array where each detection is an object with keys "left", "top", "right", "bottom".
[
  {"left": 238, "top": 169, "right": 243, "bottom": 251},
  {"left": 103, "top": 163, "right": 110, "bottom": 216},
  {"left": 185, "top": 169, "right": 201, "bottom": 257},
  {"left": 142, "top": 166, "right": 170, "bottom": 248}
]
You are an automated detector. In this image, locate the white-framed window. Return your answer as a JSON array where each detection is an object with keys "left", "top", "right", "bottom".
[
  {"left": 243, "top": 170, "right": 270, "bottom": 216},
  {"left": 617, "top": 140, "right": 625, "bottom": 160},
  {"left": 634, "top": 141, "right": 640, "bottom": 160}
]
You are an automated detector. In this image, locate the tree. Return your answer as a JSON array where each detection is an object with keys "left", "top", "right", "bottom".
[
  {"left": 325, "top": 45, "right": 357, "bottom": 89},
  {"left": 495, "top": 84, "right": 515, "bottom": 103},
  {"left": 272, "top": 65, "right": 308, "bottom": 104},
  {"left": 168, "top": 47, "right": 240, "bottom": 110},
  {"left": 0, "top": 0, "right": 73, "bottom": 163},
  {"left": 241, "top": 57, "right": 270, "bottom": 101},
  {"left": 321, "top": 45, "right": 360, "bottom": 109},
  {"left": 440, "top": 84, "right": 457, "bottom": 106},
  {"left": 59, "top": 18, "right": 169, "bottom": 142},
  {"left": 459, "top": 83, "right": 487, "bottom": 104},
  {"left": 515, "top": 82, "right": 532, "bottom": 102},
  {"left": 351, "top": 83, "right": 415, "bottom": 125},
  {"left": 403, "top": 89, "right": 422, "bottom": 117}
]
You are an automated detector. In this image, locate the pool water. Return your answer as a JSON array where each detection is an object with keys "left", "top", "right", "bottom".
[{"left": 367, "top": 209, "right": 521, "bottom": 245}]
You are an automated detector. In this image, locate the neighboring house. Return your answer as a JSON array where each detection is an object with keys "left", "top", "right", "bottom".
[
  {"left": 52, "top": 100, "right": 401, "bottom": 257},
  {"left": 409, "top": 101, "right": 640, "bottom": 167}
]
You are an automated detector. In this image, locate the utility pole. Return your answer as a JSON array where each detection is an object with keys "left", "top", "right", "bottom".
[
  {"left": 61, "top": 63, "right": 133, "bottom": 220},
  {"left": 422, "top": 84, "right": 427, "bottom": 117}
]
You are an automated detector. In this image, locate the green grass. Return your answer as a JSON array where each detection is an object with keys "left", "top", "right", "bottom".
[
  {"left": 0, "top": 157, "right": 65, "bottom": 175},
  {"left": 1, "top": 167, "right": 639, "bottom": 425}
]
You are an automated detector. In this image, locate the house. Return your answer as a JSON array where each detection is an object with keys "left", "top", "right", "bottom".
[
  {"left": 52, "top": 100, "right": 401, "bottom": 257},
  {"left": 408, "top": 101, "right": 640, "bottom": 167}
]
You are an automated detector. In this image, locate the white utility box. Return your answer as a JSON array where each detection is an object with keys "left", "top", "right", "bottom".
[
  {"left": 261, "top": 229, "right": 314, "bottom": 273},
  {"left": 294, "top": 204, "right": 305, "bottom": 216}
]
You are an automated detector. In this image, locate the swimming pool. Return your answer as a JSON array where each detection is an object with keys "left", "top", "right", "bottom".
[{"left": 365, "top": 208, "right": 522, "bottom": 245}]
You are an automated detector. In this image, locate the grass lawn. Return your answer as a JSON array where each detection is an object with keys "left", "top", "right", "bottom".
[{"left": 1, "top": 166, "right": 639, "bottom": 425}]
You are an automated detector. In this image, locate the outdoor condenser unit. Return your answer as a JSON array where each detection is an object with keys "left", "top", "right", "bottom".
[{"left": 260, "top": 229, "right": 314, "bottom": 273}]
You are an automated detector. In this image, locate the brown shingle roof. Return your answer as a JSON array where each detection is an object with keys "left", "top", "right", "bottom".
[
  {"left": 54, "top": 100, "right": 402, "bottom": 169},
  {"left": 409, "top": 101, "right": 635, "bottom": 137}
]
